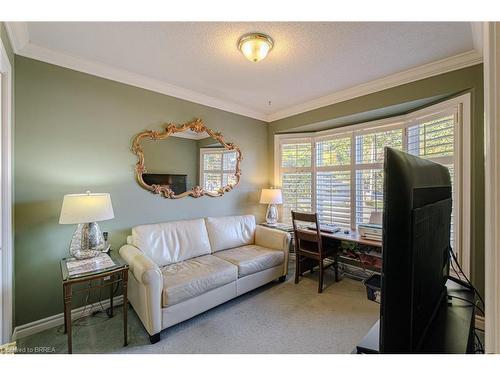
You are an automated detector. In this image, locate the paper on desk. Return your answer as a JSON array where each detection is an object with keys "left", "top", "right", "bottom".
[{"left": 66, "top": 253, "right": 115, "bottom": 276}]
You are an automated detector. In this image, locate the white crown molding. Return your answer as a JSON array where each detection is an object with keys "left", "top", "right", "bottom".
[
  {"left": 4, "top": 22, "right": 29, "bottom": 53},
  {"left": 470, "top": 22, "right": 484, "bottom": 56},
  {"left": 12, "top": 295, "right": 124, "bottom": 341},
  {"left": 6, "top": 22, "right": 483, "bottom": 123},
  {"left": 266, "top": 50, "right": 483, "bottom": 122}
]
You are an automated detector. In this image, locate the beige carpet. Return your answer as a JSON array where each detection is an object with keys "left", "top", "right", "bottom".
[
  {"left": 17, "top": 261, "right": 379, "bottom": 354},
  {"left": 123, "top": 271, "right": 379, "bottom": 354}
]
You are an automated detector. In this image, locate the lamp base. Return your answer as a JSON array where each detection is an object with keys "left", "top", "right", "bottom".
[
  {"left": 69, "top": 222, "right": 108, "bottom": 259},
  {"left": 265, "top": 204, "right": 279, "bottom": 226}
]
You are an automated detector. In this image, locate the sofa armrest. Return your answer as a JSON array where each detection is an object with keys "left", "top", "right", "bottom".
[
  {"left": 255, "top": 225, "right": 291, "bottom": 252},
  {"left": 119, "top": 244, "right": 163, "bottom": 336},
  {"left": 255, "top": 226, "right": 291, "bottom": 276},
  {"left": 119, "top": 244, "right": 162, "bottom": 285}
]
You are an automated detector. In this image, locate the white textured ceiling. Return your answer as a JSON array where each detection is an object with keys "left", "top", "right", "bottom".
[{"left": 22, "top": 22, "right": 475, "bottom": 120}]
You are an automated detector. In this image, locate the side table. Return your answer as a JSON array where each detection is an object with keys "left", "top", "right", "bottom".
[{"left": 60, "top": 251, "right": 129, "bottom": 354}]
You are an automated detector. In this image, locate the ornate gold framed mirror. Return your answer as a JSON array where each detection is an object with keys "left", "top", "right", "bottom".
[{"left": 132, "top": 118, "right": 242, "bottom": 199}]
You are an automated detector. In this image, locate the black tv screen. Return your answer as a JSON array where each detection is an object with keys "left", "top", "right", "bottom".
[
  {"left": 142, "top": 173, "right": 187, "bottom": 195},
  {"left": 380, "top": 148, "right": 452, "bottom": 353}
]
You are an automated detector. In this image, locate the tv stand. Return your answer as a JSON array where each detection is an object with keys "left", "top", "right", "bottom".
[{"left": 355, "top": 278, "right": 476, "bottom": 353}]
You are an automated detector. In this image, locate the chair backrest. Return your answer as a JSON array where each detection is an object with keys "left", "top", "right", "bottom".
[{"left": 291, "top": 211, "right": 323, "bottom": 255}]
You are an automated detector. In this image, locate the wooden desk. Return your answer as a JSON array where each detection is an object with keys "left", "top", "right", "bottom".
[
  {"left": 323, "top": 229, "right": 382, "bottom": 248},
  {"left": 298, "top": 227, "right": 381, "bottom": 247},
  {"left": 299, "top": 228, "right": 382, "bottom": 274}
]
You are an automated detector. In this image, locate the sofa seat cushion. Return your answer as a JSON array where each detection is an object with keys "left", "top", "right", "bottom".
[
  {"left": 161, "top": 255, "right": 237, "bottom": 307},
  {"left": 213, "top": 245, "right": 284, "bottom": 278}
]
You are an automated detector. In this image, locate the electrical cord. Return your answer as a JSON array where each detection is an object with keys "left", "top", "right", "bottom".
[
  {"left": 449, "top": 259, "right": 462, "bottom": 282},
  {"left": 449, "top": 246, "right": 485, "bottom": 309},
  {"left": 474, "top": 330, "right": 484, "bottom": 353},
  {"left": 56, "top": 277, "right": 123, "bottom": 333}
]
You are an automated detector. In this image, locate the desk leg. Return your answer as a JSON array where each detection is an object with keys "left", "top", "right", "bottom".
[
  {"left": 123, "top": 269, "right": 128, "bottom": 346},
  {"left": 109, "top": 275, "right": 114, "bottom": 318},
  {"left": 64, "top": 283, "right": 72, "bottom": 354},
  {"left": 334, "top": 251, "right": 340, "bottom": 282}
]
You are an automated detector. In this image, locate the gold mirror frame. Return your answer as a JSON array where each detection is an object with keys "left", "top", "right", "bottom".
[{"left": 132, "top": 118, "right": 242, "bottom": 199}]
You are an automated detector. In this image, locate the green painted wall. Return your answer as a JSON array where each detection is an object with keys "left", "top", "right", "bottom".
[
  {"left": 268, "top": 64, "right": 485, "bottom": 297},
  {"left": 14, "top": 56, "right": 268, "bottom": 326}
]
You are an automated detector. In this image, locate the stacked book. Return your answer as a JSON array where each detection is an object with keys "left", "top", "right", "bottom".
[{"left": 358, "top": 223, "right": 382, "bottom": 241}]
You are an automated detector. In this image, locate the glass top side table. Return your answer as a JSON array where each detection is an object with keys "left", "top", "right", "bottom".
[{"left": 60, "top": 250, "right": 129, "bottom": 354}]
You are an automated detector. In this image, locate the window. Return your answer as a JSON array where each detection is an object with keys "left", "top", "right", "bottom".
[
  {"left": 275, "top": 94, "right": 471, "bottom": 272},
  {"left": 280, "top": 141, "right": 313, "bottom": 220},
  {"left": 200, "top": 149, "right": 237, "bottom": 191}
]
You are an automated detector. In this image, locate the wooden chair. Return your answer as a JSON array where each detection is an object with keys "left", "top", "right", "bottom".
[{"left": 291, "top": 211, "right": 338, "bottom": 293}]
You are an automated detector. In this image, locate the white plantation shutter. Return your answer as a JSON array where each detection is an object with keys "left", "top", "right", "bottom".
[
  {"left": 279, "top": 140, "right": 313, "bottom": 222},
  {"left": 354, "top": 127, "right": 403, "bottom": 225},
  {"left": 316, "top": 170, "right": 351, "bottom": 226},
  {"left": 315, "top": 136, "right": 352, "bottom": 226},
  {"left": 355, "top": 169, "right": 384, "bottom": 225},
  {"left": 407, "top": 111, "right": 457, "bottom": 248},
  {"left": 282, "top": 172, "right": 312, "bottom": 221}
]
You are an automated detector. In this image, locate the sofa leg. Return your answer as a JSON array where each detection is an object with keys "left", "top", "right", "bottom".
[
  {"left": 278, "top": 275, "right": 286, "bottom": 283},
  {"left": 149, "top": 333, "right": 161, "bottom": 344}
]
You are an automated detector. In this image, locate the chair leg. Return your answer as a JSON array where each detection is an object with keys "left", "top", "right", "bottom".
[
  {"left": 318, "top": 259, "right": 324, "bottom": 293},
  {"left": 294, "top": 254, "right": 300, "bottom": 284},
  {"left": 334, "top": 252, "right": 340, "bottom": 282}
]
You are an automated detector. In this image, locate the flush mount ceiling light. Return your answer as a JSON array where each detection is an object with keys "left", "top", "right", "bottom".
[{"left": 238, "top": 33, "right": 274, "bottom": 62}]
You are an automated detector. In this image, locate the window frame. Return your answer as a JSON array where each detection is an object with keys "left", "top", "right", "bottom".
[{"left": 274, "top": 93, "right": 471, "bottom": 275}]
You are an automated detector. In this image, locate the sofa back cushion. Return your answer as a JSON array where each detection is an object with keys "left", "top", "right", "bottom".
[
  {"left": 205, "top": 215, "right": 256, "bottom": 253},
  {"left": 131, "top": 218, "right": 212, "bottom": 266}
]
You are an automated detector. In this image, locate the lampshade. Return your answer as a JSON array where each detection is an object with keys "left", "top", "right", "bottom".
[
  {"left": 260, "top": 189, "right": 283, "bottom": 204},
  {"left": 59, "top": 192, "right": 114, "bottom": 224}
]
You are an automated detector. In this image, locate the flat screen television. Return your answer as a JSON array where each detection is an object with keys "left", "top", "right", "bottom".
[
  {"left": 379, "top": 148, "right": 452, "bottom": 353},
  {"left": 142, "top": 173, "right": 187, "bottom": 195}
]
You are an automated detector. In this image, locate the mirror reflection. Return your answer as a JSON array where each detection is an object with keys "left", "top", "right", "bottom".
[{"left": 140, "top": 130, "right": 239, "bottom": 196}]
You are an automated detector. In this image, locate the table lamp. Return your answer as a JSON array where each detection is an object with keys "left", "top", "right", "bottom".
[
  {"left": 59, "top": 191, "right": 115, "bottom": 259},
  {"left": 260, "top": 188, "right": 283, "bottom": 225}
]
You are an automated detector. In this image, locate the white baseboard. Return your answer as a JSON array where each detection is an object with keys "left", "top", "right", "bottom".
[{"left": 12, "top": 295, "right": 124, "bottom": 341}]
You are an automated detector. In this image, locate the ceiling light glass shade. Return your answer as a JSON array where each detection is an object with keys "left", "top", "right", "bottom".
[{"left": 238, "top": 33, "right": 274, "bottom": 62}]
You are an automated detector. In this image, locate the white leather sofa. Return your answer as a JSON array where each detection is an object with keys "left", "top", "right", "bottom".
[{"left": 119, "top": 215, "right": 291, "bottom": 343}]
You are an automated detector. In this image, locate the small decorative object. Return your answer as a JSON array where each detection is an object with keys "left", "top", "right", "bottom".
[
  {"left": 260, "top": 188, "right": 283, "bottom": 226},
  {"left": 59, "top": 191, "right": 115, "bottom": 259},
  {"left": 238, "top": 32, "right": 274, "bottom": 62}
]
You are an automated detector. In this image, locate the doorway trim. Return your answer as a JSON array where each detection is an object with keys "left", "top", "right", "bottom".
[
  {"left": 0, "top": 36, "right": 13, "bottom": 344},
  {"left": 484, "top": 22, "right": 500, "bottom": 353}
]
